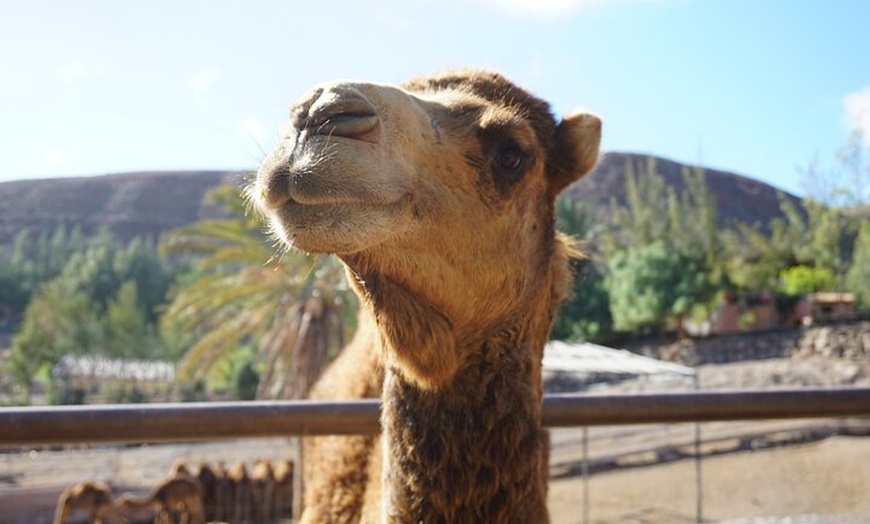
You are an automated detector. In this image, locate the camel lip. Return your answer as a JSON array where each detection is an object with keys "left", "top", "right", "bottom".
[{"left": 283, "top": 191, "right": 412, "bottom": 212}]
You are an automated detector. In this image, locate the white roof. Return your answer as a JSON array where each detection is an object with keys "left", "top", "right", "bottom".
[
  {"left": 543, "top": 340, "right": 695, "bottom": 377},
  {"left": 52, "top": 355, "right": 175, "bottom": 382}
]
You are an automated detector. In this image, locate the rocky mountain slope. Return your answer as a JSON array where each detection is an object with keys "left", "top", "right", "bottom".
[
  {"left": 0, "top": 170, "right": 243, "bottom": 247},
  {"left": 566, "top": 151, "right": 802, "bottom": 231}
]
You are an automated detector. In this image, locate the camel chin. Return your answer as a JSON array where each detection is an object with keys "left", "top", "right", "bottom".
[{"left": 269, "top": 195, "right": 414, "bottom": 255}]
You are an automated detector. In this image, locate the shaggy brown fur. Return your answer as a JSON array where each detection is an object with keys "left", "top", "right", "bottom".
[
  {"left": 226, "top": 460, "right": 252, "bottom": 524},
  {"left": 117, "top": 477, "right": 204, "bottom": 524},
  {"left": 194, "top": 461, "right": 219, "bottom": 522},
  {"left": 253, "top": 69, "right": 600, "bottom": 523},
  {"left": 272, "top": 458, "right": 295, "bottom": 519},
  {"left": 300, "top": 312, "right": 384, "bottom": 523},
  {"left": 168, "top": 460, "right": 194, "bottom": 480},
  {"left": 54, "top": 481, "right": 117, "bottom": 524},
  {"left": 212, "top": 461, "right": 233, "bottom": 523},
  {"left": 251, "top": 458, "right": 276, "bottom": 522}
]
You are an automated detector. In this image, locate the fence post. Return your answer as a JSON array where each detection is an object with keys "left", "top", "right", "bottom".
[
  {"left": 694, "top": 375, "right": 703, "bottom": 523},
  {"left": 582, "top": 425, "right": 590, "bottom": 524}
]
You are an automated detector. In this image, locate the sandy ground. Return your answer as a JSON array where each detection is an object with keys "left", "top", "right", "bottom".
[
  {"left": 548, "top": 436, "right": 870, "bottom": 524},
  {"left": 3, "top": 432, "right": 869, "bottom": 524}
]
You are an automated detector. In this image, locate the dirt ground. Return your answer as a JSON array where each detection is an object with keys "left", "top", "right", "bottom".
[
  {"left": 545, "top": 355, "right": 870, "bottom": 523},
  {"left": 548, "top": 435, "right": 870, "bottom": 524},
  {"left": 3, "top": 430, "right": 868, "bottom": 524}
]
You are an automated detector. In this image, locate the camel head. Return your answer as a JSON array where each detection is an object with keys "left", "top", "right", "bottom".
[{"left": 253, "top": 70, "right": 600, "bottom": 389}]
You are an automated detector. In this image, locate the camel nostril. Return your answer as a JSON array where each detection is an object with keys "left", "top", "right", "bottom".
[
  {"left": 311, "top": 113, "right": 380, "bottom": 138},
  {"left": 305, "top": 88, "right": 380, "bottom": 139}
]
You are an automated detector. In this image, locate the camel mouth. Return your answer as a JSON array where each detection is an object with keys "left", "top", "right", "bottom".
[
  {"left": 273, "top": 193, "right": 414, "bottom": 254},
  {"left": 280, "top": 195, "right": 410, "bottom": 225}
]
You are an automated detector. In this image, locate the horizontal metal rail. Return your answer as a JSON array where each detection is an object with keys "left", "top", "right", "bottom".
[{"left": 1, "top": 387, "right": 869, "bottom": 446}]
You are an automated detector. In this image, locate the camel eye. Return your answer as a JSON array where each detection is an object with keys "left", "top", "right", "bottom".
[{"left": 493, "top": 144, "right": 528, "bottom": 176}]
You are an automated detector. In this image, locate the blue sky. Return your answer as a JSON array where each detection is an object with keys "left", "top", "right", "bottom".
[{"left": 2, "top": 0, "right": 869, "bottom": 196}]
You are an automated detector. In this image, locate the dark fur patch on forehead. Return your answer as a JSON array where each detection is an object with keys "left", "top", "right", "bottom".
[{"left": 402, "top": 70, "right": 558, "bottom": 152}]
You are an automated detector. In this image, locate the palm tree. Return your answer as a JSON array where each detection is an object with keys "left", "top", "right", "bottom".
[{"left": 159, "top": 185, "right": 355, "bottom": 399}]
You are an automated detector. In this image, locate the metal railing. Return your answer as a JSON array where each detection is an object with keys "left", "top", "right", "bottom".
[{"left": 2, "top": 387, "right": 870, "bottom": 446}]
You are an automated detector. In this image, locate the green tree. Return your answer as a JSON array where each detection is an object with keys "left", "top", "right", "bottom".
[
  {"left": 723, "top": 194, "right": 807, "bottom": 292},
  {"left": 5, "top": 228, "right": 179, "bottom": 400},
  {"left": 234, "top": 360, "right": 260, "bottom": 401},
  {"left": 724, "top": 194, "right": 853, "bottom": 292},
  {"left": 603, "top": 158, "right": 721, "bottom": 334},
  {"left": 105, "top": 280, "right": 160, "bottom": 359},
  {"left": 779, "top": 265, "right": 836, "bottom": 296},
  {"left": 9, "top": 280, "right": 103, "bottom": 396},
  {"left": 56, "top": 230, "right": 123, "bottom": 310},
  {"left": 606, "top": 240, "right": 715, "bottom": 335},
  {"left": 0, "top": 225, "right": 86, "bottom": 320},
  {"left": 846, "top": 221, "right": 870, "bottom": 313},
  {"left": 160, "top": 185, "right": 355, "bottom": 399},
  {"left": 552, "top": 198, "right": 613, "bottom": 341},
  {"left": 802, "top": 129, "right": 869, "bottom": 207},
  {"left": 114, "top": 236, "right": 176, "bottom": 322},
  {"left": 552, "top": 261, "right": 612, "bottom": 342},
  {"left": 604, "top": 157, "right": 673, "bottom": 250},
  {"left": 0, "top": 252, "right": 27, "bottom": 318}
]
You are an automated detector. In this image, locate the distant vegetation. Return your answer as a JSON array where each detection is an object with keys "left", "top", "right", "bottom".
[
  {"left": 553, "top": 133, "right": 870, "bottom": 342},
  {"left": 0, "top": 187, "right": 356, "bottom": 406},
  {"left": 0, "top": 137, "right": 867, "bottom": 406},
  {"left": 1, "top": 226, "right": 185, "bottom": 404}
]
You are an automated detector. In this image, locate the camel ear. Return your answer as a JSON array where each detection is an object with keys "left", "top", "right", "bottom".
[{"left": 548, "top": 111, "right": 602, "bottom": 196}]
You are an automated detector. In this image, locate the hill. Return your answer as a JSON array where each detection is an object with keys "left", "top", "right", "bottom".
[
  {"left": 0, "top": 170, "right": 244, "bottom": 248},
  {"left": 565, "top": 152, "right": 802, "bottom": 231},
  {"left": 0, "top": 155, "right": 802, "bottom": 248}
]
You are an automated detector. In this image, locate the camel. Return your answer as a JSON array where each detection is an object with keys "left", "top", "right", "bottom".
[
  {"left": 194, "top": 460, "right": 219, "bottom": 522},
  {"left": 299, "top": 312, "right": 385, "bottom": 522},
  {"left": 272, "top": 458, "right": 295, "bottom": 519},
  {"left": 251, "top": 458, "right": 276, "bottom": 522},
  {"left": 54, "top": 481, "right": 118, "bottom": 524},
  {"left": 116, "top": 476, "right": 205, "bottom": 524},
  {"left": 252, "top": 69, "right": 601, "bottom": 523},
  {"left": 226, "top": 460, "right": 252, "bottom": 524},
  {"left": 168, "top": 461, "right": 194, "bottom": 480},
  {"left": 212, "top": 460, "right": 233, "bottom": 522}
]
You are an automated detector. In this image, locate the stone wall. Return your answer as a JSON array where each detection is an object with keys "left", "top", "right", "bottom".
[
  {"left": 640, "top": 321, "right": 870, "bottom": 366},
  {"left": 791, "top": 321, "right": 870, "bottom": 360}
]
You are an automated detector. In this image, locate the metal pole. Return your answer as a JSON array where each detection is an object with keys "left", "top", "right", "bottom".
[
  {"left": 543, "top": 387, "right": 870, "bottom": 426},
  {"left": 582, "top": 425, "right": 590, "bottom": 524},
  {"left": 293, "top": 435, "right": 304, "bottom": 522},
  {"left": 1, "top": 388, "right": 870, "bottom": 446},
  {"left": 693, "top": 375, "right": 703, "bottom": 523}
]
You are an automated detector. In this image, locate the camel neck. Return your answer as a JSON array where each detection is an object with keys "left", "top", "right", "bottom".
[{"left": 380, "top": 335, "right": 549, "bottom": 524}]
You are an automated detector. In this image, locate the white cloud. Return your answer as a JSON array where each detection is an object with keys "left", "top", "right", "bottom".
[
  {"left": 58, "top": 61, "right": 106, "bottom": 81},
  {"left": 189, "top": 68, "right": 221, "bottom": 108},
  {"left": 474, "top": 0, "right": 670, "bottom": 19},
  {"left": 378, "top": 9, "right": 415, "bottom": 29},
  {"left": 44, "top": 149, "right": 66, "bottom": 167},
  {"left": 60, "top": 62, "right": 86, "bottom": 79},
  {"left": 844, "top": 86, "right": 870, "bottom": 144},
  {"left": 189, "top": 68, "right": 221, "bottom": 93},
  {"left": 239, "top": 118, "right": 267, "bottom": 141}
]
